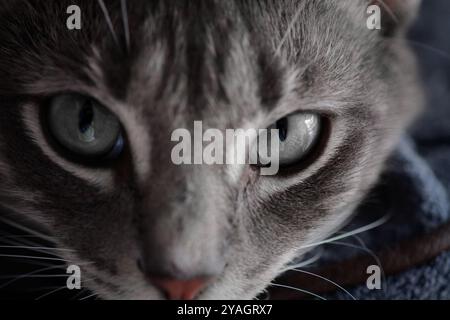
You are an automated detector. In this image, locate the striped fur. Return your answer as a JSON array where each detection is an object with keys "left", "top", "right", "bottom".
[{"left": 0, "top": 0, "right": 422, "bottom": 299}]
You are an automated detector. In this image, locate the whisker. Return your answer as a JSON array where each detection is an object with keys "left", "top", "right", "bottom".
[
  {"left": 276, "top": 1, "right": 307, "bottom": 55},
  {"left": 35, "top": 286, "right": 68, "bottom": 300},
  {"left": 0, "top": 237, "right": 70, "bottom": 259},
  {"left": 0, "top": 274, "right": 71, "bottom": 279},
  {"left": 0, "top": 216, "right": 54, "bottom": 243},
  {"left": 290, "top": 269, "right": 356, "bottom": 300},
  {"left": 26, "top": 286, "right": 68, "bottom": 292},
  {"left": 34, "top": 277, "right": 98, "bottom": 300},
  {"left": 270, "top": 283, "right": 326, "bottom": 300},
  {"left": 2, "top": 259, "right": 57, "bottom": 269},
  {"left": 97, "top": 0, "right": 120, "bottom": 48},
  {"left": 0, "top": 234, "right": 44, "bottom": 240},
  {"left": 328, "top": 240, "right": 386, "bottom": 285},
  {"left": 0, "top": 265, "right": 66, "bottom": 289},
  {"left": 282, "top": 249, "right": 323, "bottom": 272},
  {"left": 121, "top": 0, "right": 130, "bottom": 51},
  {"left": 79, "top": 292, "right": 99, "bottom": 301},
  {"left": 0, "top": 254, "right": 67, "bottom": 262},
  {"left": 0, "top": 245, "right": 75, "bottom": 252},
  {"left": 351, "top": 234, "right": 383, "bottom": 269},
  {"left": 400, "top": 39, "right": 450, "bottom": 61},
  {"left": 71, "top": 288, "right": 90, "bottom": 300},
  {"left": 299, "top": 214, "right": 390, "bottom": 250},
  {"left": 1, "top": 235, "right": 48, "bottom": 248}
]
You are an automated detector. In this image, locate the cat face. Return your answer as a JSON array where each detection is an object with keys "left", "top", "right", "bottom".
[{"left": 0, "top": 0, "right": 422, "bottom": 299}]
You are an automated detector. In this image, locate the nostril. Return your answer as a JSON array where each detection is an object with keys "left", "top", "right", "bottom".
[{"left": 148, "top": 276, "right": 212, "bottom": 300}]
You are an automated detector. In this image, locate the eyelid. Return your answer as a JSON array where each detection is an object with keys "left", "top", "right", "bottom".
[{"left": 261, "top": 109, "right": 333, "bottom": 131}]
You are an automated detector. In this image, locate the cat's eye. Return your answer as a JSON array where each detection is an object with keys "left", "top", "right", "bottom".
[
  {"left": 46, "top": 94, "right": 124, "bottom": 161},
  {"left": 257, "top": 112, "right": 322, "bottom": 168}
]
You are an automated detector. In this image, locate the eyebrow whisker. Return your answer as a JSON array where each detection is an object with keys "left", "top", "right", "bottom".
[
  {"left": 121, "top": 0, "right": 130, "bottom": 52},
  {"left": 97, "top": 0, "right": 120, "bottom": 49},
  {"left": 276, "top": 1, "right": 307, "bottom": 55}
]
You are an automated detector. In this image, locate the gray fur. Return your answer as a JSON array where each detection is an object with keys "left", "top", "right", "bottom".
[{"left": 0, "top": 0, "right": 423, "bottom": 299}]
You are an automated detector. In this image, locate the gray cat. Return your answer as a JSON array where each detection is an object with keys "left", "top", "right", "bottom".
[{"left": 0, "top": 0, "right": 423, "bottom": 299}]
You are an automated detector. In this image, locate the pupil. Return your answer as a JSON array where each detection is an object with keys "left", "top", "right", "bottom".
[
  {"left": 79, "top": 102, "right": 94, "bottom": 134},
  {"left": 276, "top": 118, "right": 288, "bottom": 141}
]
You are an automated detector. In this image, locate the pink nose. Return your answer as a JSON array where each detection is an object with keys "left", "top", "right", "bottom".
[{"left": 149, "top": 277, "right": 211, "bottom": 300}]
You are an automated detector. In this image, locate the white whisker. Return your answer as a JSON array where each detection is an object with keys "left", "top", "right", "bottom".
[
  {"left": 35, "top": 286, "right": 68, "bottom": 300},
  {"left": 0, "top": 245, "right": 75, "bottom": 252},
  {"left": 34, "top": 277, "right": 98, "bottom": 300},
  {"left": 97, "top": 0, "right": 120, "bottom": 48},
  {"left": 0, "top": 265, "right": 66, "bottom": 289},
  {"left": 290, "top": 269, "right": 356, "bottom": 300},
  {"left": 0, "top": 216, "right": 54, "bottom": 243},
  {"left": 0, "top": 237, "right": 71, "bottom": 259},
  {"left": 26, "top": 286, "right": 67, "bottom": 292},
  {"left": 276, "top": 1, "right": 307, "bottom": 55},
  {"left": 270, "top": 283, "right": 326, "bottom": 300},
  {"left": 121, "top": 0, "right": 130, "bottom": 51},
  {"left": 0, "top": 234, "right": 44, "bottom": 240},
  {"left": 329, "top": 240, "right": 386, "bottom": 286},
  {"left": 395, "top": 38, "right": 450, "bottom": 61},
  {"left": 282, "top": 249, "right": 323, "bottom": 272},
  {"left": 0, "top": 254, "right": 67, "bottom": 262},
  {"left": 79, "top": 292, "right": 99, "bottom": 301},
  {"left": 299, "top": 214, "right": 390, "bottom": 250},
  {"left": 0, "top": 274, "right": 70, "bottom": 279},
  {"left": 4, "top": 259, "right": 56, "bottom": 268},
  {"left": 71, "top": 288, "right": 91, "bottom": 300}
]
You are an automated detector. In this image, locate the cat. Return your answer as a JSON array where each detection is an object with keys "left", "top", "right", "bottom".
[{"left": 0, "top": 0, "right": 423, "bottom": 299}]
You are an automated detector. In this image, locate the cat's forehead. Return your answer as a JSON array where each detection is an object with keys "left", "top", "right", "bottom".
[
  {"left": 124, "top": 1, "right": 274, "bottom": 128},
  {"left": 1, "top": 0, "right": 375, "bottom": 127},
  {"left": 95, "top": 0, "right": 372, "bottom": 128},
  {"left": 99, "top": 1, "right": 294, "bottom": 129}
]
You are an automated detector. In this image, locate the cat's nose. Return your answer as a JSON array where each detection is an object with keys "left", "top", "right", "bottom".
[
  {"left": 148, "top": 276, "right": 211, "bottom": 300},
  {"left": 137, "top": 256, "right": 217, "bottom": 299}
]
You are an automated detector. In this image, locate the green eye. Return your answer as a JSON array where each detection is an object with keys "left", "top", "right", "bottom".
[
  {"left": 47, "top": 94, "right": 124, "bottom": 161},
  {"left": 258, "top": 112, "right": 322, "bottom": 167}
]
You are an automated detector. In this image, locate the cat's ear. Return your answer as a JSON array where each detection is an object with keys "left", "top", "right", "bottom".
[{"left": 370, "top": 0, "right": 422, "bottom": 36}]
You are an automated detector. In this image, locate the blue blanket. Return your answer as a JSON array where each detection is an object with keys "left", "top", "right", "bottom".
[{"left": 321, "top": 0, "right": 450, "bottom": 300}]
